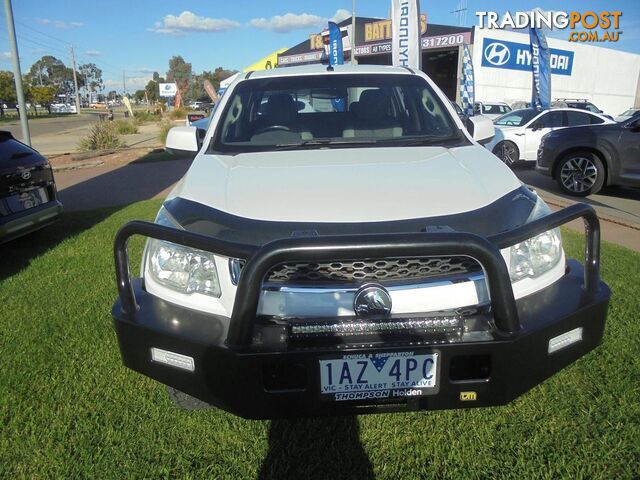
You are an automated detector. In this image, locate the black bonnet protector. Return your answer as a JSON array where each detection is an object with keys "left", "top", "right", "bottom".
[{"left": 163, "top": 186, "right": 538, "bottom": 248}]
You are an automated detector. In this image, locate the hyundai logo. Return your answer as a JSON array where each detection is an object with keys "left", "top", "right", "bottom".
[
  {"left": 484, "top": 42, "right": 511, "bottom": 66},
  {"left": 20, "top": 170, "right": 31, "bottom": 180},
  {"left": 353, "top": 284, "right": 392, "bottom": 316}
]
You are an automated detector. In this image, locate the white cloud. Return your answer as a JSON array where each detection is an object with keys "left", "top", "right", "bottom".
[
  {"left": 149, "top": 11, "right": 240, "bottom": 35},
  {"left": 1, "top": 51, "right": 11, "bottom": 61},
  {"left": 37, "top": 18, "right": 83, "bottom": 29},
  {"left": 104, "top": 75, "right": 153, "bottom": 91},
  {"left": 84, "top": 50, "right": 101, "bottom": 57},
  {"left": 250, "top": 9, "right": 351, "bottom": 33},
  {"left": 330, "top": 9, "right": 352, "bottom": 24},
  {"left": 132, "top": 67, "right": 156, "bottom": 74}
]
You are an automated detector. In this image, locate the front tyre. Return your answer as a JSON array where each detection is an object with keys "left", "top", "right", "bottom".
[
  {"left": 167, "top": 386, "right": 214, "bottom": 410},
  {"left": 493, "top": 141, "right": 520, "bottom": 166},
  {"left": 556, "top": 152, "right": 605, "bottom": 196}
]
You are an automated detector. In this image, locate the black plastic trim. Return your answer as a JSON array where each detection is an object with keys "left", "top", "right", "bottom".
[{"left": 162, "top": 186, "right": 539, "bottom": 247}]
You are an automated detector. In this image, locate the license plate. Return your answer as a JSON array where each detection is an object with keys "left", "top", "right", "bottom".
[
  {"left": 6, "top": 188, "right": 48, "bottom": 213},
  {"left": 319, "top": 351, "right": 438, "bottom": 402}
]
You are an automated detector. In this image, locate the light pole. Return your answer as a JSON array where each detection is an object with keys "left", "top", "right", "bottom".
[
  {"left": 351, "top": 0, "right": 357, "bottom": 65},
  {"left": 3, "top": 0, "right": 30, "bottom": 145}
]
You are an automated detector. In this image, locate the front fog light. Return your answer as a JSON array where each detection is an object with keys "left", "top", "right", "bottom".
[
  {"left": 147, "top": 239, "right": 221, "bottom": 297},
  {"left": 509, "top": 228, "right": 562, "bottom": 282}
]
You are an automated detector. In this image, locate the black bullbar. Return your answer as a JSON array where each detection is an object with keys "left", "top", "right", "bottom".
[{"left": 112, "top": 203, "right": 609, "bottom": 418}]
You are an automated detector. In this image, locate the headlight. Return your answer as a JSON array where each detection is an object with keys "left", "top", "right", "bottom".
[
  {"left": 147, "top": 239, "right": 221, "bottom": 297},
  {"left": 144, "top": 206, "right": 221, "bottom": 298},
  {"left": 509, "top": 195, "right": 563, "bottom": 282}
]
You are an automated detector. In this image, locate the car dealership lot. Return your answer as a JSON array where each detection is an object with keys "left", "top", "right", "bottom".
[{"left": 515, "top": 167, "right": 640, "bottom": 252}]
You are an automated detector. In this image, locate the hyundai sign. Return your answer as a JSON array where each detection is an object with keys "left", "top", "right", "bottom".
[
  {"left": 159, "top": 83, "right": 177, "bottom": 97},
  {"left": 481, "top": 37, "right": 574, "bottom": 76}
]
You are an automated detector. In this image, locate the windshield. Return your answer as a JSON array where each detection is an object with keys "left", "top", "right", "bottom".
[
  {"left": 621, "top": 109, "right": 637, "bottom": 116},
  {"left": 482, "top": 104, "right": 511, "bottom": 115},
  {"left": 494, "top": 109, "right": 538, "bottom": 127},
  {"left": 211, "top": 74, "right": 463, "bottom": 153}
]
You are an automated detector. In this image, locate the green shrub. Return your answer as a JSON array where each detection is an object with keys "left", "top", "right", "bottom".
[
  {"left": 168, "top": 107, "right": 188, "bottom": 120},
  {"left": 133, "top": 110, "right": 160, "bottom": 125},
  {"left": 78, "top": 121, "right": 124, "bottom": 151},
  {"left": 115, "top": 119, "right": 138, "bottom": 135},
  {"left": 158, "top": 119, "right": 173, "bottom": 144}
]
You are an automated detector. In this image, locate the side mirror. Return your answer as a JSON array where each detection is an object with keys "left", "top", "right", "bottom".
[
  {"left": 529, "top": 121, "right": 542, "bottom": 131},
  {"left": 165, "top": 126, "right": 199, "bottom": 156},
  {"left": 466, "top": 115, "right": 495, "bottom": 145}
]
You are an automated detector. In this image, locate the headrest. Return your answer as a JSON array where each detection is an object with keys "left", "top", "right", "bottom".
[
  {"left": 356, "top": 90, "right": 392, "bottom": 120},
  {"left": 265, "top": 94, "right": 297, "bottom": 124}
]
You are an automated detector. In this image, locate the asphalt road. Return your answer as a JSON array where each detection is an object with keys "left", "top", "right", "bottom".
[
  {"left": 1, "top": 112, "right": 105, "bottom": 138},
  {"left": 514, "top": 166, "right": 640, "bottom": 227}
]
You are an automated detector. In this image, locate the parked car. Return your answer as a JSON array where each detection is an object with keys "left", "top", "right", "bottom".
[
  {"left": 486, "top": 108, "right": 613, "bottom": 165},
  {"left": 111, "top": 64, "right": 609, "bottom": 419},
  {"left": 0, "top": 131, "right": 63, "bottom": 243},
  {"left": 552, "top": 98, "right": 613, "bottom": 120},
  {"left": 474, "top": 102, "right": 512, "bottom": 120},
  {"left": 614, "top": 108, "right": 640, "bottom": 123},
  {"left": 537, "top": 116, "right": 640, "bottom": 196},
  {"left": 510, "top": 101, "right": 531, "bottom": 110}
]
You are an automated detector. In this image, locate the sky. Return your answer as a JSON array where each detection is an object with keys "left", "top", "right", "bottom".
[{"left": 0, "top": 0, "right": 638, "bottom": 92}]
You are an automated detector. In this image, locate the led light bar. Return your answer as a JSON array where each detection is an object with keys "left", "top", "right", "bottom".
[
  {"left": 548, "top": 327, "right": 583, "bottom": 354},
  {"left": 290, "top": 316, "right": 462, "bottom": 336}
]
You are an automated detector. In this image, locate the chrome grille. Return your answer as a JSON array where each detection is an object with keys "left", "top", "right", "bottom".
[{"left": 265, "top": 257, "right": 482, "bottom": 284}]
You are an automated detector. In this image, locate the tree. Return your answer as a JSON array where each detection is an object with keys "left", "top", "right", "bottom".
[
  {"left": 28, "top": 55, "right": 83, "bottom": 98},
  {"left": 79, "top": 63, "right": 103, "bottom": 102},
  {"left": 145, "top": 71, "right": 165, "bottom": 104},
  {"left": 133, "top": 89, "right": 146, "bottom": 103},
  {"left": 166, "top": 56, "right": 192, "bottom": 98},
  {"left": 30, "top": 85, "right": 56, "bottom": 114},
  {"left": 0, "top": 70, "right": 15, "bottom": 116}
]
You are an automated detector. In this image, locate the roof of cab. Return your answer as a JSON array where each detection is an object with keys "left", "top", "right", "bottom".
[{"left": 245, "top": 64, "right": 414, "bottom": 80}]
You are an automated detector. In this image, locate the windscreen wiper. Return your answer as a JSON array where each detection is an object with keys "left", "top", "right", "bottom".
[{"left": 272, "top": 139, "right": 378, "bottom": 150}]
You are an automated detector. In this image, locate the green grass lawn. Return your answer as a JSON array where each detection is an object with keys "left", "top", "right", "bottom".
[{"left": 1, "top": 200, "right": 639, "bottom": 479}]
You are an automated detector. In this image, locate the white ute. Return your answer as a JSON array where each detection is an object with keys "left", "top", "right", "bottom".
[{"left": 112, "top": 64, "right": 610, "bottom": 419}]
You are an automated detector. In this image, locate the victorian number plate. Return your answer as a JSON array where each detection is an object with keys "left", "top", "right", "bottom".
[{"left": 319, "top": 351, "right": 438, "bottom": 401}]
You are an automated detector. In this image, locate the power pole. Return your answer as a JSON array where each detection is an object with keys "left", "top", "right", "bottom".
[
  {"left": 3, "top": 0, "right": 30, "bottom": 145},
  {"left": 122, "top": 70, "right": 126, "bottom": 95},
  {"left": 69, "top": 46, "right": 81, "bottom": 114}
]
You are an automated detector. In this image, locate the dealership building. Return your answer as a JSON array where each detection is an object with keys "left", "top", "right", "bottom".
[{"left": 277, "top": 16, "right": 640, "bottom": 115}]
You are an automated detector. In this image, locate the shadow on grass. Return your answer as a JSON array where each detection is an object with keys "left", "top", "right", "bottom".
[
  {"left": 258, "top": 417, "right": 374, "bottom": 480},
  {"left": 2, "top": 154, "right": 190, "bottom": 282},
  {"left": 0, "top": 205, "right": 121, "bottom": 283}
]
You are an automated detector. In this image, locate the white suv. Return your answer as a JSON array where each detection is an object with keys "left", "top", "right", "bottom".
[{"left": 112, "top": 65, "right": 609, "bottom": 419}]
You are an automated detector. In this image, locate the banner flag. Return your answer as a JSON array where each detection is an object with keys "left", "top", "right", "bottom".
[
  {"left": 529, "top": 27, "right": 551, "bottom": 110},
  {"left": 328, "top": 22, "right": 344, "bottom": 66},
  {"left": 122, "top": 96, "right": 134, "bottom": 118},
  {"left": 460, "top": 44, "right": 475, "bottom": 117},
  {"left": 203, "top": 79, "right": 218, "bottom": 102},
  {"left": 391, "top": 0, "right": 422, "bottom": 69}
]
